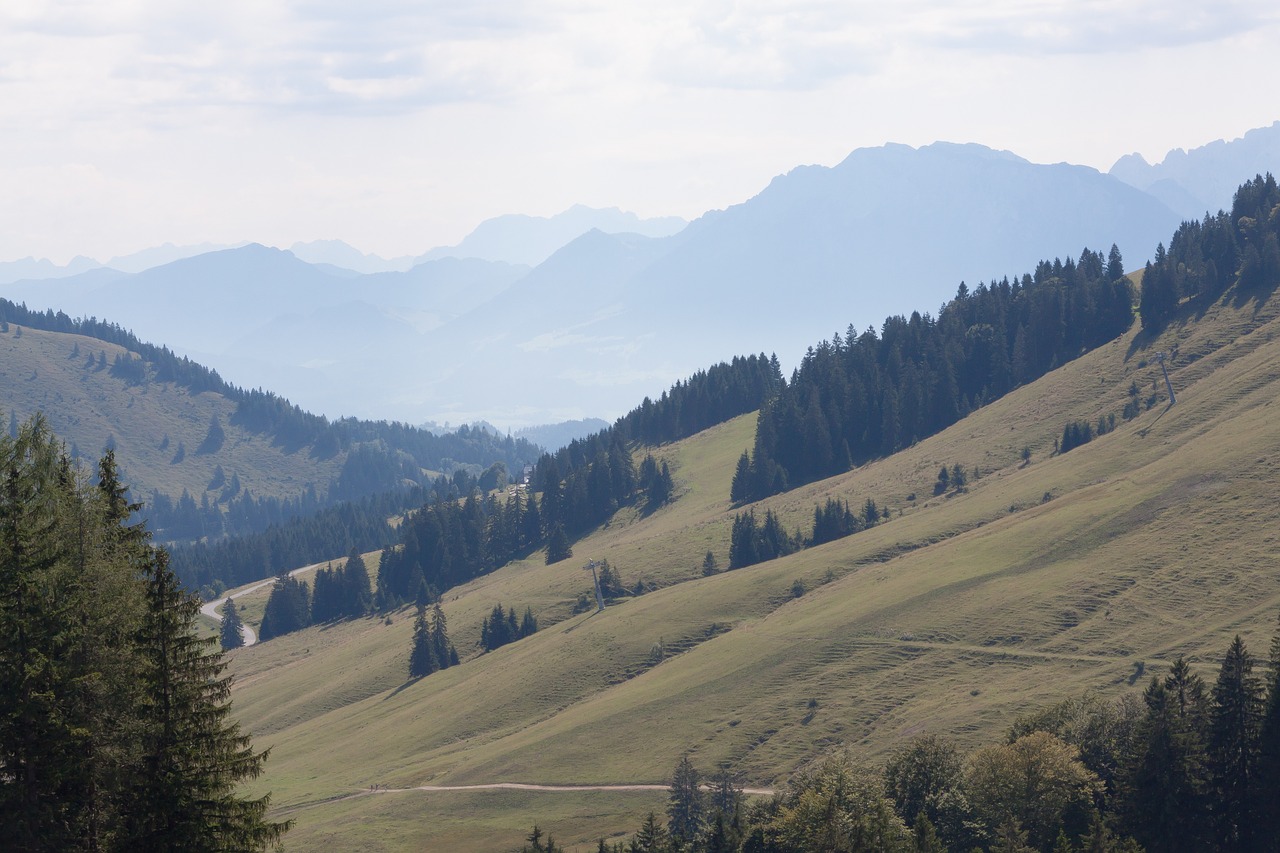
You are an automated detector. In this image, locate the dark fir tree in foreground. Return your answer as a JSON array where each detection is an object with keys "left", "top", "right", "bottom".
[
  {"left": 0, "top": 413, "right": 287, "bottom": 851},
  {"left": 129, "top": 550, "right": 286, "bottom": 851}
]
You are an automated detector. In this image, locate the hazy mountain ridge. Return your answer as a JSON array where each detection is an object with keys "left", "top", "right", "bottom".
[
  {"left": 418, "top": 204, "right": 688, "bottom": 267},
  {"left": 1109, "top": 120, "right": 1280, "bottom": 219},
  {"left": 407, "top": 141, "right": 1184, "bottom": 427}
]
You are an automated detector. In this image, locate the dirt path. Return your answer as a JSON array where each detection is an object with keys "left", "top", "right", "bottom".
[{"left": 360, "top": 782, "right": 776, "bottom": 796}]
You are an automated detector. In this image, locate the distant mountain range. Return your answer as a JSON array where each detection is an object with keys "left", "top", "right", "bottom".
[
  {"left": 417, "top": 204, "right": 688, "bottom": 267},
  {"left": 3, "top": 125, "right": 1278, "bottom": 427},
  {"left": 0, "top": 206, "right": 688, "bottom": 284},
  {"left": 1109, "top": 120, "right": 1280, "bottom": 220}
]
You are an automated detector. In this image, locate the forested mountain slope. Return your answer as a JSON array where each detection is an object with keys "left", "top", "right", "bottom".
[
  {"left": 222, "top": 255, "right": 1280, "bottom": 849},
  {"left": 0, "top": 305, "right": 540, "bottom": 552}
]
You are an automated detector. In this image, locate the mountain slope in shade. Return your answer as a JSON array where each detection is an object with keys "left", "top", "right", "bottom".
[
  {"left": 418, "top": 204, "right": 688, "bottom": 267},
  {"left": 1110, "top": 120, "right": 1280, "bottom": 219}
]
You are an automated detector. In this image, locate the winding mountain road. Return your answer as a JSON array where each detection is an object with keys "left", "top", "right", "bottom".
[{"left": 200, "top": 564, "right": 319, "bottom": 647}]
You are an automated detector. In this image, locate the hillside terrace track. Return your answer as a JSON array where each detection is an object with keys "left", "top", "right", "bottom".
[
  {"left": 277, "top": 782, "right": 778, "bottom": 817},
  {"left": 843, "top": 635, "right": 1137, "bottom": 665}
]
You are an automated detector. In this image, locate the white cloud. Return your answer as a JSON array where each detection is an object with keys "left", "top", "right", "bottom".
[{"left": 1, "top": 1, "right": 1279, "bottom": 262}]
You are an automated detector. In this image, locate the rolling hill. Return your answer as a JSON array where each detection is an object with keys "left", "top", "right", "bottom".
[
  {"left": 0, "top": 306, "right": 541, "bottom": 558},
  {"left": 216, "top": 273, "right": 1280, "bottom": 850}
]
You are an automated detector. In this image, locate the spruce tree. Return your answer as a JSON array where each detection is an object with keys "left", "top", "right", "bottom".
[
  {"left": 126, "top": 550, "right": 289, "bottom": 850},
  {"left": 409, "top": 604, "right": 438, "bottom": 678},
  {"left": 1210, "top": 635, "right": 1265, "bottom": 851},
  {"left": 520, "top": 606, "right": 538, "bottom": 638},
  {"left": 220, "top": 598, "right": 245, "bottom": 650},
  {"left": 429, "top": 603, "right": 455, "bottom": 669},
  {"left": 343, "top": 547, "right": 373, "bottom": 617},
  {"left": 666, "top": 754, "right": 705, "bottom": 843},
  {"left": 730, "top": 451, "right": 752, "bottom": 504},
  {"left": 1121, "top": 675, "right": 1208, "bottom": 851},
  {"left": 632, "top": 812, "right": 669, "bottom": 853},
  {"left": 0, "top": 414, "right": 103, "bottom": 849},
  {"left": 1258, "top": 613, "right": 1280, "bottom": 850},
  {"left": 546, "top": 524, "right": 572, "bottom": 565}
]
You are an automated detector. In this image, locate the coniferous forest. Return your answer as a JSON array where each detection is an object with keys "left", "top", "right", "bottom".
[
  {"left": 0, "top": 415, "right": 288, "bottom": 850},
  {"left": 374, "top": 355, "right": 785, "bottom": 609},
  {"left": 732, "top": 246, "right": 1133, "bottom": 502},
  {"left": 1139, "top": 174, "right": 1280, "bottom": 331}
]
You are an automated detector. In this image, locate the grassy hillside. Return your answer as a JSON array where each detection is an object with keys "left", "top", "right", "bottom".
[
  {"left": 0, "top": 323, "right": 343, "bottom": 508},
  {"left": 224, "top": 283, "right": 1280, "bottom": 851}
]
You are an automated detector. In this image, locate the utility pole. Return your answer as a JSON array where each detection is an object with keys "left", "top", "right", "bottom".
[
  {"left": 584, "top": 559, "right": 605, "bottom": 612},
  {"left": 1155, "top": 351, "right": 1176, "bottom": 405}
]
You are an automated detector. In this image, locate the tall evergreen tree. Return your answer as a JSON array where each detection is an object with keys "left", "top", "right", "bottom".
[
  {"left": 220, "top": 598, "right": 245, "bottom": 651},
  {"left": 667, "top": 754, "right": 705, "bottom": 844},
  {"left": 1258, "top": 613, "right": 1280, "bottom": 850},
  {"left": 1210, "top": 635, "right": 1265, "bottom": 851},
  {"left": 429, "top": 603, "right": 457, "bottom": 669},
  {"left": 409, "top": 604, "right": 439, "bottom": 678},
  {"left": 546, "top": 524, "right": 572, "bottom": 565},
  {"left": 0, "top": 416, "right": 288, "bottom": 851},
  {"left": 258, "top": 573, "right": 311, "bottom": 641},
  {"left": 1121, "top": 675, "right": 1208, "bottom": 851},
  {"left": 126, "top": 550, "right": 290, "bottom": 850},
  {"left": 342, "top": 547, "right": 373, "bottom": 617}
]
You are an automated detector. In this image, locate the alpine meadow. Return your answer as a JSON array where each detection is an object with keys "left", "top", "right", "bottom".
[{"left": 6, "top": 83, "right": 1280, "bottom": 853}]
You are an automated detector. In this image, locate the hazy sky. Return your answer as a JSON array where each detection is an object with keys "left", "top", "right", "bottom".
[{"left": 3, "top": 1, "right": 1278, "bottom": 264}]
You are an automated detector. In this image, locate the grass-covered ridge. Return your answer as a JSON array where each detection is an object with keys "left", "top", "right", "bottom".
[{"left": 216, "top": 274, "right": 1280, "bottom": 850}]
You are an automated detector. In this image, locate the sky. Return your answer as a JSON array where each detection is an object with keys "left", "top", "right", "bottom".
[{"left": 3, "top": 1, "right": 1279, "bottom": 265}]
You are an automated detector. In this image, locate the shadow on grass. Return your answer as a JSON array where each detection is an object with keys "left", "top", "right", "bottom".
[
  {"left": 384, "top": 677, "right": 423, "bottom": 701},
  {"left": 1137, "top": 402, "right": 1175, "bottom": 438}
]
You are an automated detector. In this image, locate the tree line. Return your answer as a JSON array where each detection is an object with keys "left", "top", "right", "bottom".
[
  {"left": 1140, "top": 173, "right": 1280, "bottom": 331},
  {"left": 0, "top": 297, "right": 541, "bottom": 472},
  {"left": 732, "top": 246, "right": 1133, "bottom": 502},
  {"left": 256, "top": 548, "right": 375, "bottom": 642},
  {"left": 168, "top": 488, "right": 416, "bottom": 596},
  {"left": 378, "top": 442, "right": 671, "bottom": 608},
  {"left": 611, "top": 354, "right": 786, "bottom": 447},
  {"left": 0, "top": 415, "right": 287, "bottom": 850},
  {"left": 519, "top": 619, "right": 1280, "bottom": 852},
  {"left": 531, "top": 354, "right": 785, "bottom": 522},
  {"left": 174, "top": 349, "right": 784, "bottom": 600}
]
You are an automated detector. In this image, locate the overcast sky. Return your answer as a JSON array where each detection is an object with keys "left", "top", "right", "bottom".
[{"left": 3, "top": 1, "right": 1278, "bottom": 264}]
